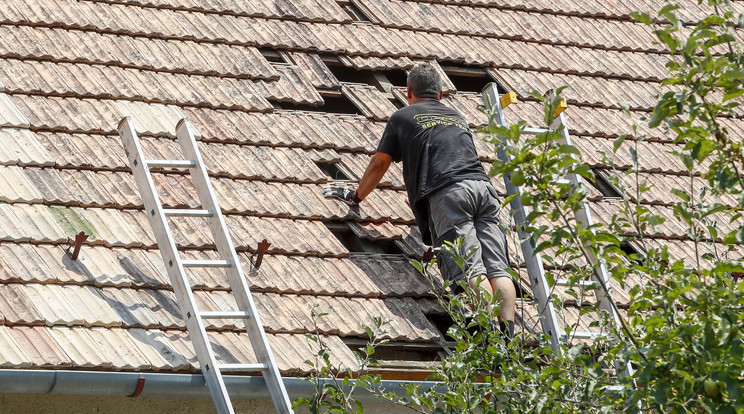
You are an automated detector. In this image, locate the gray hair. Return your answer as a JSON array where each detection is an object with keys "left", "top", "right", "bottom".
[{"left": 407, "top": 63, "right": 442, "bottom": 99}]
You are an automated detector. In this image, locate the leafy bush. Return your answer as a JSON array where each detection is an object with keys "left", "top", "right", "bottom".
[{"left": 296, "top": 2, "right": 744, "bottom": 412}]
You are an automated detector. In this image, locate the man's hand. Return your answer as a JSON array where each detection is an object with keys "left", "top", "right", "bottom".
[{"left": 324, "top": 186, "right": 362, "bottom": 206}]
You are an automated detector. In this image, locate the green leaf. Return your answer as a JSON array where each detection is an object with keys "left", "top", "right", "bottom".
[
  {"left": 613, "top": 135, "right": 626, "bottom": 153},
  {"left": 630, "top": 11, "right": 652, "bottom": 24},
  {"left": 671, "top": 188, "right": 690, "bottom": 203},
  {"left": 658, "top": 3, "right": 679, "bottom": 16},
  {"left": 712, "top": 260, "right": 744, "bottom": 274},
  {"left": 723, "top": 88, "right": 744, "bottom": 102}
]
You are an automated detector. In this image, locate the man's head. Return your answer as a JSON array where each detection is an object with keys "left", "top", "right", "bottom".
[{"left": 407, "top": 63, "right": 443, "bottom": 103}]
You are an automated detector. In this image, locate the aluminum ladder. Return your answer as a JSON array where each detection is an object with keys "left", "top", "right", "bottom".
[
  {"left": 481, "top": 83, "right": 633, "bottom": 377},
  {"left": 118, "top": 117, "right": 293, "bottom": 414}
]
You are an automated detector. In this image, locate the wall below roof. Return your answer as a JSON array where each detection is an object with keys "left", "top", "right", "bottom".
[{"left": 0, "top": 393, "right": 409, "bottom": 414}]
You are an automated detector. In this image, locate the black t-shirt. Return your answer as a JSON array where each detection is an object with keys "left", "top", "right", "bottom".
[{"left": 376, "top": 99, "right": 489, "bottom": 244}]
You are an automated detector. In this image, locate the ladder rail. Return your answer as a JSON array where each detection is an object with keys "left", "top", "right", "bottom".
[
  {"left": 176, "top": 119, "right": 294, "bottom": 413},
  {"left": 481, "top": 84, "right": 634, "bottom": 377},
  {"left": 118, "top": 118, "right": 234, "bottom": 413},
  {"left": 482, "top": 85, "right": 563, "bottom": 354},
  {"left": 552, "top": 112, "right": 633, "bottom": 376}
]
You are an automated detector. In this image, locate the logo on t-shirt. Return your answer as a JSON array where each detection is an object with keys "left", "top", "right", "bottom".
[{"left": 414, "top": 114, "right": 469, "bottom": 131}]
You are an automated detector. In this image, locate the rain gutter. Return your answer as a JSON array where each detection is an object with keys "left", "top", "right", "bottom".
[{"left": 0, "top": 369, "right": 442, "bottom": 401}]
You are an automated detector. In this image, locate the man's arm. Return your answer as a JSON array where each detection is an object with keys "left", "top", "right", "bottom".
[
  {"left": 356, "top": 152, "right": 392, "bottom": 200},
  {"left": 324, "top": 152, "right": 392, "bottom": 205}
]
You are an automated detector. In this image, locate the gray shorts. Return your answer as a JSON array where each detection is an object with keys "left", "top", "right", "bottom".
[{"left": 428, "top": 180, "right": 511, "bottom": 284}]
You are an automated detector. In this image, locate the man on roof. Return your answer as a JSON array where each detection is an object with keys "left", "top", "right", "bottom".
[{"left": 325, "top": 62, "right": 515, "bottom": 340}]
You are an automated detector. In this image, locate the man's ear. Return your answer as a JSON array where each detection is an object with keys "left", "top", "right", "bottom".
[
  {"left": 439, "top": 90, "right": 443, "bottom": 100},
  {"left": 407, "top": 87, "right": 412, "bottom": 99}
]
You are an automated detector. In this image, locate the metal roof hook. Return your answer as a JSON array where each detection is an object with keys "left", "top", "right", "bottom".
[
  {"left": 67, "top": 231, "right": 89, "bottom": 261},
  {"left": 253, "top": 239, "right": 271, "bottom": 269}
]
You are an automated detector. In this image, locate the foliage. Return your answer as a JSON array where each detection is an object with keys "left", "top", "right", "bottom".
[
  {"left": 294, "top": 305, "right": 389, "bottom": 414},
  {"left": 297, "top": 1, "right": 744, "bottom": 412}
]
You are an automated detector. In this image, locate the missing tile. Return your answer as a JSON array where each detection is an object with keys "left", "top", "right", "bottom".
[
  {"left": 425, "top": 312, "right": 457, "bottom": 342},
  {"left": 591, "top": 169, "right": 623, "bottom": 199},
  {"left": 327, "top": 65, "right": 408, "bottom": 88},
  {"left": 316, "top": 161, "right": 353, "bottom": 181},
  {"left": 620, "top": 241, "right": 645, "bottom": 263},
  {"left": 258, "top": 48, "right": 289, "bottom": 64},
  {"left": 342, "top": 338, "right": 443, "bottom": 362},
  {"left": 337, "top": 0, "right": 372, "bottom": 22},
  {"left": 325, "top": 221, "right": 403, "bottom": 255},
  {"left": 441, "top": 64, "right": 496, "bottom": 93},
  {"left": 274, "top": 92, "right": 362, "bottom": 116}
]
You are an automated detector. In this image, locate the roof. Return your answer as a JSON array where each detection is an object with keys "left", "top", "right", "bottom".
[{"left": 0, "top": 0, "right": 740, "bottom": 378}]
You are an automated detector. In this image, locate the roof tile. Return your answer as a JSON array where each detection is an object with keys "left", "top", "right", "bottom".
[
  {"left": 0, "top": 165, "right": 43, "bottom": 202},
  {"left": 48, "top": 326, "right": 112, "bottom": 368},
  {"left": 23, "top": 283, "right": 85, "bottom": 326},
  {"left": 88, "top": 326, "right": 152, "bottom": 370},
  {"left": 339, "top": 54, "right": 414, "bottom": 71},
  {"left": 252, "top": 64, "right": 324, "bottom": 105},
  {"left": 0, "top": 93, "right": 30, "bottom": 128},
  {"left": 7, "top": 326, "right": 73, "bottom": 368},
  {"left": 0, "top": 284, "right": 40, "bottom": 325},
  {"left": 126, "top": 327, "right": 193, "bottom": 371},
  {"left": 288, "top": 52, "right": 342, "bottom": 90},
  {"left": 0, "top": 325, "right": 29, "bottom": 367},
  {"left": 0, "top": 59, "right": 273, "bottom": 111},
  {"left": 0, "top": 243, "right": 57, "bottom": 283},
  {"left": 98, "top": 287, "right": 161, "bottom": 328},
  {"left": 0, "top": 128, "right": 54, "bottom": 166},
  {"left": 1, "top": 25, "right": 278, "bottom": 79},
  {"left": 342, "top": 83, "right": 398, "bottom": 121}
]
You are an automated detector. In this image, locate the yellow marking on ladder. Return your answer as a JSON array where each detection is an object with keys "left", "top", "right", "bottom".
[
  {"left": 500, "top": 91, "right": 517, "bottom": 109},
  {"left": 554, "top": 98, "right": 567, "bottom": 117}
]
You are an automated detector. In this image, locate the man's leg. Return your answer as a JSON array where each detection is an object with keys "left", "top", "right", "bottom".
[
  {"left": 467, "top": 276, "right": 515, "bottom": 323},
  {"left": 489, "top": 276, "right": 516, "bottom": 321},
  {"left": 470, "top": 180, "right": 517, "bottom": 338},
  {"left": 429, "top": 182, "right": 513, "bottom": 337}
]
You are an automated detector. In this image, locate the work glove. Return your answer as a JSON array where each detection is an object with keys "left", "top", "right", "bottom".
[{"left": 324, "top": 186, "right": 362, "bottom": 206}]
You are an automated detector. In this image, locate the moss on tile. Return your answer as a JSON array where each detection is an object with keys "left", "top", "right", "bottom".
[{"left": 48, "top": 205, "right": 97, "bottom": 240}]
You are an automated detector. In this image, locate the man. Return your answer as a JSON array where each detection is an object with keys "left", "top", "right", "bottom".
[{"left": 325, "top": 63, "right": 515, "bottom": 339}]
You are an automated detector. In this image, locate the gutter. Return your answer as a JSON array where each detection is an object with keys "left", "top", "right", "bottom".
[{"left": 0, "top": 370, "right": 441, "bottom": 401}]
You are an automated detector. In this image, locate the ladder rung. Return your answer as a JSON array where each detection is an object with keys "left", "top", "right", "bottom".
[
  {"left": 146, "top": 159, "right": 196, "bottom": 169},
  {"left": 163, "top": 208, "right": 214, "bottom": 217},
  {"left": 523, "top": 127, "right": 550, "bottom": 135},
  {"left": 218, "top": 363, "right": 268, "bottom": 372},
  {"left": 554, "top": 178, "right": 573, "bottom": 186},
  {"left": 200, "top": 311, "right": 252, "bottom": 319},
  {"left": 564, "top": 331, "right": 602, "bottom": 340},
  {"left": 555, "top": 279, "right": 597, "bottom": 288},
  {"left": 181, "top": 259, "right": 232, "bottom": 268}
]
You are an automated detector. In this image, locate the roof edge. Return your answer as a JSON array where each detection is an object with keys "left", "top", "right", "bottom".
[{"left": 0, "top": 369, "right": 442, "bottom": 401}]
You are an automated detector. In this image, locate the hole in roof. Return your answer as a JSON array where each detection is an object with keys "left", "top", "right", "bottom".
[
  {"left": 258, "top": 47, "right": 288, "bottom": 64},
  {"left": 325, "top": 222, "right": 403, "bottom": 255},
  {"left": 337, "top": 1, "right": 372, "bottom": 22},
  {"left": 391, "top": 98, "right": 405, "bottom": 110},
  {"left": 620, "top": 241, "right": 645, "bottom": 264},
  {"left": 440, "top": 64, "right": 494, "bottom": 94},
  {"left": 342, "top": 338, "right": 443, "bottom": 362},
  {"left": 590, "top": 170, "right": 623, "bottom": 199},
  {"left": 327, "top": 65, "right": 407, "bottom": 87},
  {"left": 447, "top": 73, "right": 493, "bottom": 94},
  {"left": 426, "top": 312, "right": 457, "bottom": 342},
  {"left": 316, "top": 161, "right": 352, "bottom": 181},
  {"left": 274, "top": 93, "right": 362, "bottom": 116}
]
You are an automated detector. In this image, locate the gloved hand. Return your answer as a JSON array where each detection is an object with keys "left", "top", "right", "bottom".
[{"left": 324, "top": 186, "right": 362, "bottom": 206}]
